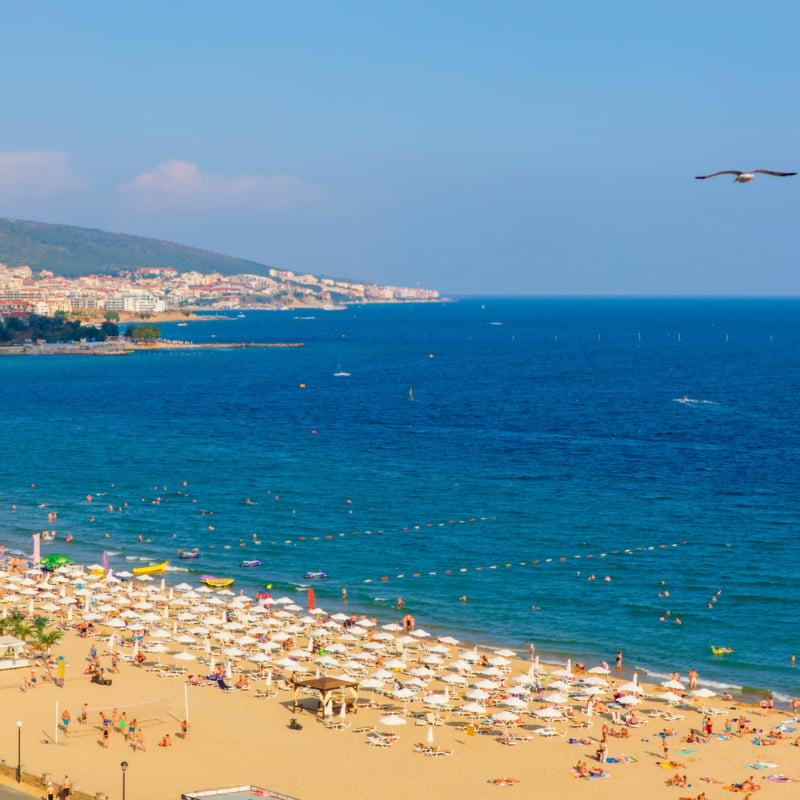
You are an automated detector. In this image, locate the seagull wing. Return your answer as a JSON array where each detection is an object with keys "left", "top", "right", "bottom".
[
  {"left": 694, "top": 171, "right": 744, "bottom": 180},
  {"left": 751, "top": 170, "right": 797, "bottom": 177}
]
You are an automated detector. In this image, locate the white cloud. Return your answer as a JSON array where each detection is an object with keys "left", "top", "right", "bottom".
[
  {"left": 118, "top": 160, "right": 320, "bottom": 211},
  {"left": 0, "top": 152, "right": 82, "bottom": 201}
]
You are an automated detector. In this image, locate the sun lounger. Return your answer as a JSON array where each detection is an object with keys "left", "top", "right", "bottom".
[
  {"left": 367, "top": 735, "right": 395, "bottom": 747},
  {"left": 429, "top": 746, "right": 454, "bottom": 756}
]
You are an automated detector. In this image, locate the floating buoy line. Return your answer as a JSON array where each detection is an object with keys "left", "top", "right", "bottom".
[
  {"left": 267, "top": 515, "right": 499, "bottom": 547},
  {"left": 360, "top": 541, "right": 689, "bottom": 584}
]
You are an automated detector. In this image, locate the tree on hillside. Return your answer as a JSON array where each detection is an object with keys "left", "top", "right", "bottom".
[{"left": 104, "top": 310, "right": 120, "bottom": 322}]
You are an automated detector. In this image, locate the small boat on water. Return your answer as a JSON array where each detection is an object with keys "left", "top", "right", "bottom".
[
  {"left": 239, "top": 559, "right": 263, "bottom": 568},
  {"left": 132, "top": 561, "right": 168, "bottom": 575},
  {"left": 710, "top": 646, "right": 734, "bottom": 655},
  {"left": 304, "top": 570, "right": 329, "bottom": 580},
  {"left": 200, "top": 575, "right": 235, "bottom": 588},
  {"left": 178, "top": 550, "right": 201, "bottom": 560},
  {"left": 41, "top": 531, "right": 56, "bottom": 542}
]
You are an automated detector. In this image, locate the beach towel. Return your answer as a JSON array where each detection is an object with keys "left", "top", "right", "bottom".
[
  {"left": 723, "top": 784, "right": 761, "bottom": 792},
  {"left": 571, "top": 770, "right": 611, "bottom": 780},
  {"left": 677, "top": 749, "right": 697, "bottom": 754},
  {"left": 488, "top": 778, "right": 519, "bottom": 786},
  {"left": 605, "top": 756, "right": 637, "bottom": 763},
  {"left": 568, "top": 738, "right": 592, "bottom": 745},
  {"left": 700, "top": 777, "right": 724, "bottom": 784},
  {"left": 658, "top": 762, "right": 686, "bottom": 769},
  {"left": 766, "top": 776, "right": 792, "bottom": 784},
  {"left": 746, "top": 762, "right": 778, "bottom": 770}
]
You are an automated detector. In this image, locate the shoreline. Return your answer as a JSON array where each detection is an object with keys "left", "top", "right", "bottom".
[{"left": 1, "top": 560, "right": 799, "bottom": 800}]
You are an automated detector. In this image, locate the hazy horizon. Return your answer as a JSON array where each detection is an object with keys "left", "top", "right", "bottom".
[{"left": 2, "top": 1, "right": 799, "bottom": 296}]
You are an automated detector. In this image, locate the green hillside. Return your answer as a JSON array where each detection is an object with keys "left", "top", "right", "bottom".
[{"left": 0, "top": 218, "right": 272, "bottom": 277}]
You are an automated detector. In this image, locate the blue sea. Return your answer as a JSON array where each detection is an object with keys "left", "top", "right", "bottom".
[{"left": 1, "top": 298, "right": 799, "bottom": 702}]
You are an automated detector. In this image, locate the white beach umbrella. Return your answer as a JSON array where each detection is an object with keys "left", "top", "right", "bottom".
[
  {"left": 247, "top": 653, "right": 270, "bottom": 663},
  {"left": 658, "top": 691, "right": 683, "bottom": 704},
  {"left": 502, "top": 696, "right": 529, "bottom": 710},
  {"left": 661, "top": 679, "right": 685, "bottom": 690},
  {"left": 493, "top": 648, "right": 515, "bottom": 657},
  {"left": 423, "top": 694, "right": 449, "bottom": 707},
  {"left": 392, "top": 688, "right": 417, "bottom": 702},
  {"left": 465, "top": 689, "right": 490, "bottom": 702},
  {"left": 534, "top": 707, "right": 563, "bottom": 719},
  {"left": 379, "top": 714, "right": 407, "bottom": 730},
  {"left": 550, "top": 668, "right": 573, "bottom": 679},
  {"left": 541, "top": 692, "right": 569, "bottom": 704},
  {"left": 408, "top": 666, "right": 434, "bottom": 678},
  {"left": 618, "top": 681, "right": 644, "bottom": 694},
  {"left": 460, "top": 701, "right": 487, "bottom": 715},
  {"left": 587, "top": 665, "right": 610, "bottom": 675},
  {"left": 440, "top": 674, "right": 467, "bottom": 686},
  {"left": 693, "top": 688, "right": 717, "bottom": 699},
  {"left": 582, "top": 686, "right": 606, "bottom": 696},
  {"left": 474, "top": 679, "right": 500, "bottom": 691},
  {"left": 491, "top": 711, "right": 519, "bottom": 724},
  {"left": 616, "top": 694, "right": 642, "bottom": 705}
]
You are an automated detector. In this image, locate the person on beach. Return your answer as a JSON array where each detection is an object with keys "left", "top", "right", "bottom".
[
  {"left": 134, "top": 731, "right": 146, "bottom": 752},
  {"left": 46, "top": 780, "right": 56, "bottom": 800},
  {"left": 62, "top": 709, "right": 71, "bottom": 735},
  {"left": 159, "top": 734, "right": 172, "bottom": 747},
  {"left": 61, "top": 775, "right": 72, "bottom": 799},
  {"left": 102, "top": 727, "right": 109, "bottom": 748},
  {"left": 688, "top": 668, "right": 698, "bottom": 690},
  {"left": 127, "top": 719, "right": 137, "bottom": 743},
  {"left": 80, "top": 704, "right": 88, "bottom": 725},
  {"left": 616, "top": 650, "right": 623, "bottom": 669},
  {"left": 596, "top": 740, "right": 608, "bottom": 763},
  {"left": 181, "top": 719, "right": 190, "bottom": 741}
]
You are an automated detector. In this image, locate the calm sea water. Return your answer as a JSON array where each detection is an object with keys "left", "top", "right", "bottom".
[{"left": 1, "top": 298, "right": 798, "bottom": 700}]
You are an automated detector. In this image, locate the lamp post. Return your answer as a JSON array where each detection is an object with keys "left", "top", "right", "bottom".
[
  {"left": 16, "top": 720, "right": 22, "bottom": 783},
  {"left": 120, "top": 761, "right": 128, "bottom": 800}
]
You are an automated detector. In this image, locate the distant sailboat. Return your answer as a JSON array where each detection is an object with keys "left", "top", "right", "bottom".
[{"left": 409, "top": 385, "right": 415, "bottom": 401}]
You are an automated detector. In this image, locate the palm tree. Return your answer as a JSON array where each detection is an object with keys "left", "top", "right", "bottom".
[{"left": 34, "top": 629, "right": 64, "bottom": 655}]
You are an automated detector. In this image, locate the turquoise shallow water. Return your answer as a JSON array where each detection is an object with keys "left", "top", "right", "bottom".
[{"left": 1, "top": 298, "right": 798, "bottom": 700}]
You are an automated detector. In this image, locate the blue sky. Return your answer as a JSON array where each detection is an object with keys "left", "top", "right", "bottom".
[{"left": 2, "top": 0, "right": 799, "bottom": 295}]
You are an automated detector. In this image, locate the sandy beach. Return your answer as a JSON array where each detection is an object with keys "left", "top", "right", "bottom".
[{"left": 0, "top": 565, "right": 799, "bottom": 800}]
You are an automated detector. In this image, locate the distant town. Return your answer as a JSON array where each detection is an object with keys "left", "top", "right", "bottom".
[{"left": 0, "top": 262, "right": 441, "bottom": 317}]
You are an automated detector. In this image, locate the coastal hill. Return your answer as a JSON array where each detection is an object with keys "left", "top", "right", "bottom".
[{"left": 0, "top": 217, "right": 272, "bottom": 278}]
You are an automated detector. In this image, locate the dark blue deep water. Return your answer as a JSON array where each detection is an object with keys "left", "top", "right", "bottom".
[{"left": 1, "top": 298, "right": 799, "bottom": 699}]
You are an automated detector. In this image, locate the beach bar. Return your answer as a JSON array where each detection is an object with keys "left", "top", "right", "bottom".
[{"left": 0, "top": 635, "right": 29, "bottom": 670}]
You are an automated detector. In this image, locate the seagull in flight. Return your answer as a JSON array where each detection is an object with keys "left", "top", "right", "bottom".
[{"left": 695, "top": 170, "right": 797, "bottom": 183}]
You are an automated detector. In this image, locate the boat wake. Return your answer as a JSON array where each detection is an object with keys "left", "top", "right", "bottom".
[{"left": 673, "top": 397, "right": 719, "bottom": 405}]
